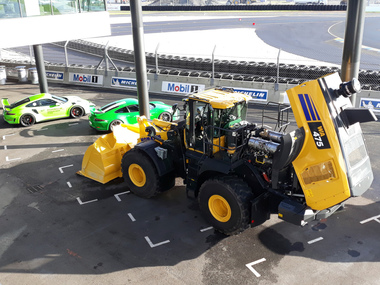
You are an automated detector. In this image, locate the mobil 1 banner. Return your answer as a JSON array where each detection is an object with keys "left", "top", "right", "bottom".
[
  {"left": 46, "top": 71, "right": 64, "bottom": 81},
  {"left": 69, "top": 73, "right": 103, "bottom": 85},
  {"left": 224, "top": 87, "right": 268, "bottom": 102},
  {"left": 111, "top": 77, "right": 150, "bottom": 89},
  {"left": 162, "top": 81, "right": 205, "bottom": 95}
]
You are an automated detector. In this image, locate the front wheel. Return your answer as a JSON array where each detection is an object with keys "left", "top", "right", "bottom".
[
  {"left": 198, "top": 176, "right": 253, "bottom": 235},
  {"left": 159, "top": 111, "right": 172, "bottom": 122},
  {"left": 70, "top": 106, "right": 84, "bottom": 118},
  {"left": 121, "top": 149, "right": 161, "bottom": 198},
  {"left": 20, "top": 114, "right": 36, "bottom": 127}
]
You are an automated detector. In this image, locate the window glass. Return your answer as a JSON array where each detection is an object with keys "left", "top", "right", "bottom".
[
  {"left": 80, "top": 0, "right": 105, "bottom": 12},
  {"left": 128, "top": 105, "right": 139, "bottom": 112},
  {"left": 115, "top": 107, "right": 129, "bottom": 114}
]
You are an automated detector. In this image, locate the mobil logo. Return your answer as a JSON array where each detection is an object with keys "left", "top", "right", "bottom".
[
  {"left": 162, "top": 81, "right": 205, "bottom": 94},
  {"left": 70, "top": 73, "right": 101, "bottom": 84}
]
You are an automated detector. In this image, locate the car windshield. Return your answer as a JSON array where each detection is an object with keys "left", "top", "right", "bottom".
[
  {"left": 52, "top": 95, "right": 68, "bottom": 103},
  {"left": 10, "top": 97, "right": 30, "bottom": 109}
]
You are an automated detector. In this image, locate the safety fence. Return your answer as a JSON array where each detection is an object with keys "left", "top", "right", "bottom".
[{"left": 47, "top": 39, "right": 380, "bottom": 91}]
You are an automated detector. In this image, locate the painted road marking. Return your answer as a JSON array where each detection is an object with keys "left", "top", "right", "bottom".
[
  {"left": 308, "top": 237, "right": 324, "bottom": 244},
  {"left": 52, "top": 149, "right": 64, "bottom": 153},
  {"left": 144, "top": 236, "right": 170, "bottom": 248},
  {"left": 2, "top": 134, "right": 15, "bottom": 140},
  {"left": 360, "top": 214, "right": 380, "bottom": 224},
  {"left": 128, "top": 213, "right": 136, "bottom": 222},
  {"left": 200, "top": 226, "right": 213, "bottom": 232},
  {"left": 69, "top": 123, "right": 79, "bottom": 126},
  {"left": 6, "top": 156, "right": 21, "bottom": 162},
  {"left": 114, "top": 191, "right": 130, "bottom": 202},
  {"left": 3, "top": 145, "right": 7, "bottom": 150},
  {"left": 59, "top": 164, "right": 74, "bottom": 173},
  {"left": 246, "top": 258, "right": 266, "bottom": 277},
  {"left": 67, "top": 182, "right": 72, "bottom": 188},
  {"left": 76, "top": 197, "right": 98, "bottom": 205}
]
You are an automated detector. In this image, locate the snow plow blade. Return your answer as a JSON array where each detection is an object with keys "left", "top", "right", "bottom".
[{"left": 77, "top": 124, "right": 140, "bottom": 184}]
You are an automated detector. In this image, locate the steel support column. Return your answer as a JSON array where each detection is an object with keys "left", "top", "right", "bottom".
[
  {"left": 130, "top": 0, "right": 150, "bottom": 118},
  {"left": 33, "top": 44, "right": 49, "bottom": 94},
  {"left": 341, "top": 0, "right": 366, "bottom": 105}
]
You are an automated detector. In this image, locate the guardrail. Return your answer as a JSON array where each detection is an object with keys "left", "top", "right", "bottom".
[{"left": 119, "top": 4, "right": 347, "bottom": 12}]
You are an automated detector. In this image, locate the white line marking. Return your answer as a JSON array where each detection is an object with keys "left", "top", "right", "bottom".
[
  {"left": 114, "top": 191, "right": 130, "bottom": 202},
  {"left": 200, "top": 226, "right": 213, "bottom": 232},
  {"left": 76, "top": 197, "right": 98, "bottom": 205},
  {"left": 308, "top": 237, "right": 324, "bottom": 244},
  {"left": 67, "top": 182, "right": 72, "bottom": 188},
  {"left": 2, "top": 134, "right": 15, "bottom": 140},
  {"left": 59, "top": 164, "right": 74, "bottom": 173},
  {"left": 69, "top": 123, "right": 79, "bottom": 126},
  {"left": 144, "top": 236, "right": 170, "bottom": 248},
  {"left": 6, "top": 156, "right": 21, "bottom": 162},
  {"left": 128, "top": 213, "right": 136, "bottom": 222},
  {"left": 246, "top": 258, "right": 266, "bottom": 277},
  {"left": 360, "top": 214, "right": 380, "bottom": 224},
  {"left": 52, "top": 149, "right": 64, "bottom": 153},
  {"left": 4, "top": 145, "right": 7, "bottom": 150}
]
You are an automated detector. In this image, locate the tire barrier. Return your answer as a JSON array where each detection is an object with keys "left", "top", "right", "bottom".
[{"left": 120, "top": 5, "right": 347, "bottom": 12}]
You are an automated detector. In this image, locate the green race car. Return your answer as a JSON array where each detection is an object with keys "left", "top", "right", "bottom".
[
  {"left": 89, "top": 98, "right": 178, "bottom": 131},
  {"left": 2, "top": 93, "right": 95, "bottom": 127}
]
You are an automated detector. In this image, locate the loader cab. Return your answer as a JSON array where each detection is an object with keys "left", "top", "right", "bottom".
[{"left": 184, "top": 88, "right": 250, "bottom": 156}]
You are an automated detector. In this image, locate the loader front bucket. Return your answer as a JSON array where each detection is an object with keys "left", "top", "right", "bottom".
[{"left": 77, "top": 125, "right": 140, "bottom": 184}]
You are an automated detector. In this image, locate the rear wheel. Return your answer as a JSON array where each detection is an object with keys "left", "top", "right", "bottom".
[
  {"left": 70, "top": 106, "right": 84, "bottom": 118},
  {"left": 109, "top": 119, "right": 123, "bottom": 131},
  {"left": 121, "top": 149, "right": 161, "bottom": 198},
  {"left": 198, "top": 176, "right": 253, "bottom": 235},
  {"left": 159, "top": 111, "right": 172, "bottom": 122},
  {"left": 20, "top": 114, "right": 36, "bottom": 127}
]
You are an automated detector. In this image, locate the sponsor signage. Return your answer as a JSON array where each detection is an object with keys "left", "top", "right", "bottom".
[
  {"left": 360, "top": 98, "right": 380, "bottom": 113},
  {"left": 162, "top": 81, "right": 205, "bottom": 94},
  {"left": 111, "top": 77, "right": 150, "bottom": 89},
  {"left": 69, "top": 73, "right": 103, "bottom": 85},
  {"left": 46, "top": 71, "right": 64, "bottom": 81},
  {"left": 225, "top": 87, "right": 268, "bottom": 101}
]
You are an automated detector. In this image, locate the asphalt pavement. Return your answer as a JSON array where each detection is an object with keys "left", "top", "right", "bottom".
[{"left": 1, "top": 81, "right": 380, "bottom": 284}]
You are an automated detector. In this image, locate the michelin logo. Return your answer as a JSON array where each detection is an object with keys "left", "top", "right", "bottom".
[
  {"left": 112, "top": 77, "right": 150, "bottom": 89},
  {"left": 225, "top": 87, "right": 268, "bottom": 101},
  {"left": 162, "top": 81, "right": 205, "bottom": 94},
  {"left": 46, "top": 71, "right": 64, "bottom": 81},
  {"left": 69, "top": 73, "right": 103, "bottom": 85},
  {"left": 360, "top": 98, "right": 380, "bottom": 113}
]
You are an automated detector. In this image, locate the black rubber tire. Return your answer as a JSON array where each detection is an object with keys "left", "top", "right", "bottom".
[
  {"left": 20, "top": 113, "right": 36, "bottom": 127},
  {"left": 159, "top": 111, "right": 172, "bottom": 122},
  {"left": 121, "top": 149, "right": 161, "bottom": 198},
  {"left": 70, "top": 106, "right": 84, "bottom": 118},
  {"left": 109, "top": 119, "right": 123, "bottom": 132},
  {"left": 198, "top": 176, "right": 253, "bottom": 235}
]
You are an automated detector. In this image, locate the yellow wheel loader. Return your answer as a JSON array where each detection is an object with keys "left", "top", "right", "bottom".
[{"left": 78, "top": 73, "right": 376, "bottom": 235}]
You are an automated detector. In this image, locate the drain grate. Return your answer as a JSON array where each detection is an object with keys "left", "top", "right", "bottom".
[{"left": 27, "top": 185, "right": 44, "bottom": 194}]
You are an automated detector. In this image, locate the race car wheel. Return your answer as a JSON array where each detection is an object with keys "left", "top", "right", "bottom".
[
  {"left": 159, "top": 111, "right": 172, "bottom": 122},
  {"left": 70, "top": 106, "right": 84, "bottom": 118},
  {"left": 109, "top": 120, "right": 123, "bottom": 132},
  {"left": 20, "top": 114, "right": 36, "bottom": 127},
  {"left": 198, "top": 176, "right": 253, "bottom": 235},
  {"left": 121, "top": 149, "right": 162, "bottom": 198}
]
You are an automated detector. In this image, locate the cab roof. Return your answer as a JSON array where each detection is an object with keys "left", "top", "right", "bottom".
[{"left": 186, "top": 88, "right": 250, "bottom": 109}]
